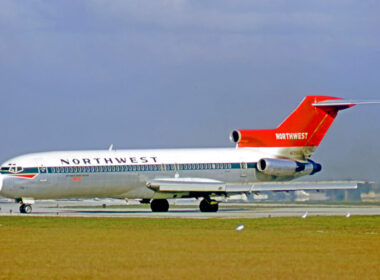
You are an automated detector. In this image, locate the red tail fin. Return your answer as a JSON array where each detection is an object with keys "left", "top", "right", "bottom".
[{"left": 231, "top": 96, "right": 353, "bottom": 150}]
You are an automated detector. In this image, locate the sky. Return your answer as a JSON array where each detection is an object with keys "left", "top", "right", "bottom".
[{"left": 0, "top": 0, "right": 379, "bottom": 182}]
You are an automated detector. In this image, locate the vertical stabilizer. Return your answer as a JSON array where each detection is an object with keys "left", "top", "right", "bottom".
[{"left": 230, "top": 96, "right": 355, "bottom": 159}]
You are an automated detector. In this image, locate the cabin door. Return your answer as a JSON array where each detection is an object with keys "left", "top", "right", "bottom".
[{"left": 240, "top": 162, "right": 247, "bottom": 177}]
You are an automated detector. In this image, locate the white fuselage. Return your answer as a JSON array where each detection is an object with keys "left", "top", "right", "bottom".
[{"left": 0, "top": 147, "right": 303, "bottom": 200}]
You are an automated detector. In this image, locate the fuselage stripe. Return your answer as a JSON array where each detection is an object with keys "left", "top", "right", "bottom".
[{"left": 1, "top": 162, "right": 257, "bottom": 175}]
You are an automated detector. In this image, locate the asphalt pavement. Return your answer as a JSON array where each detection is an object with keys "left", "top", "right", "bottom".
[{"left": 1, "top": 199, "right": 379, "bottom": 219}]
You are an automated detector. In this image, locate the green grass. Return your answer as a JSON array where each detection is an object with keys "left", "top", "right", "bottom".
[{"left": 0, "top": 216, "right": 379, "bottom": 279}]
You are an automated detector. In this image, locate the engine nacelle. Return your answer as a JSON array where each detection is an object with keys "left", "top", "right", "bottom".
[
  {"left": 230, "top": 130, "right": 241, "bottom": 143},
  {"left": 257, "top": 158, "right": 321, "bottom": 177}
]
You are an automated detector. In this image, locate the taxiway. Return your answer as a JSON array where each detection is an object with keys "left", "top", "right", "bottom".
[{"left": 0, "top": 199, "right": 379, "bottom": 218}]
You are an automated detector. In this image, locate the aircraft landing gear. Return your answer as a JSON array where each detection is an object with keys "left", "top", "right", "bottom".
[
  {"left": 199, "top": 197, "right": 219, "bottom": 212},
  {"left": 19, "top": 204, "right": 32, "bottom": 214},
  {"left": 150, "top": 199, "right": 169, "bottom": 212}
]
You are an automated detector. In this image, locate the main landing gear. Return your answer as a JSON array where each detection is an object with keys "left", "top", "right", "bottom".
[
  {"left": 199, "top": 197, "right": 219, "bottom": 212},
  {"left": 19, "top": 204, "right": 32, "bottom": 214},
  {"left": 149, "top": 197, "right": 219, "bottom": 213},
  {"left": 150, "top": 199, "right": 169, "bottom": 212}
]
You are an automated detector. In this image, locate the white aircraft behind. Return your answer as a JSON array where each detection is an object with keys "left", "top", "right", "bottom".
[{"left": 0, "top": 96, "right": 378, "bottom": 213}]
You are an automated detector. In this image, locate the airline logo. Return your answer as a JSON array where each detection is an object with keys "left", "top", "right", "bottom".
[
  {"left": 60, "top": 156, "right": 158, "bottom": 166},
  {"left": 275, "top": 132, "right": 308, "bottom": 140}
]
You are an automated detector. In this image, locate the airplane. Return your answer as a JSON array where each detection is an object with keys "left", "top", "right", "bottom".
[{"left": 0, "top": 96, "right": 378, "bottom": 214}]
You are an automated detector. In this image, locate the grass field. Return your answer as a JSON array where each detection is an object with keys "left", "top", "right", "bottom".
[{"left": 0, "top": 216, "right": 379, "bottom": 279}]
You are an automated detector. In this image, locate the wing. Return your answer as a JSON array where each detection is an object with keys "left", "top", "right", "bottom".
[
  {"left": 147, "top": 178, "right": 226, "bottom": 192},
  {"left": 227, "top": 181, "right": 361, "bottom": 193},
  {"left": 147, "top": 178, "right": 365, "bottom": 195}
]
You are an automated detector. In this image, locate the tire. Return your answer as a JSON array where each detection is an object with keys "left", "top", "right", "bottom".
[
  {"left": 199, "top": 199, "right": 219, "bottom": 212},
  {"left": 19, "top": 204, "right": 32, "bottom": 214},
  {"left": 150, "top": 199, "right": 169, "bottom": 212}
]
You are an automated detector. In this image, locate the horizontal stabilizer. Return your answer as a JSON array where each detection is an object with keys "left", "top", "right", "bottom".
[
  {"left": 147, "top": 178, "right": 226, "bottom": 192},
  {"left": 313, "top": 99, "right": 380, "bottom": 107}
]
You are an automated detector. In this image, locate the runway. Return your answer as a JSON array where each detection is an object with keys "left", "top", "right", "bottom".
[{"left": 1, "top": 199, "right": 379, "bottom": 218}]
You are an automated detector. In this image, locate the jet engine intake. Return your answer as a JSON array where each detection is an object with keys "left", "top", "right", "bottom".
[
  {"left": 257, "top": 158, "right": 321, "bottom": 177},
  {"left": 230, "top": 130, "right": 241, "bottom": 143}
]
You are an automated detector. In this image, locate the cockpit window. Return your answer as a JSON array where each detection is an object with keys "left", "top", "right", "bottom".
[{"left": 3, "top": 164, "right": 24, "bottom": 174}]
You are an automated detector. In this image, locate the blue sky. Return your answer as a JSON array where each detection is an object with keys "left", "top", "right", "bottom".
[{"left": 0, "top": 0, "right": 379, "bottom": 181}]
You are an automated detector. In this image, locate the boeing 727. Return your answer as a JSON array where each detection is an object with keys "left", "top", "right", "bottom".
[{"left": 0, "top": 96, "right": 378, "bottom": 213}]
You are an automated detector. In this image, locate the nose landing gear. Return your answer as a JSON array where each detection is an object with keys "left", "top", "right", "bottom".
[
  {"left": 16, "top": 198, "right": 34, "bottom": 214},
  {"left": 19, "top": 204, "right": 32, "bottom": 214}
]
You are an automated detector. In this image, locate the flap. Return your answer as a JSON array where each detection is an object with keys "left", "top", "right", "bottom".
[
  {"left": 243, "top": 181, "right": 361, "bottom": 192},
  {"left": 147, "top": 177, "right": 226, "bottom": 192}
]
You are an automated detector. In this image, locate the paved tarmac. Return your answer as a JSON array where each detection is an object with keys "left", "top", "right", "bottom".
[{"left": 1, "top": 199, "right": 379, "bottom": 218}]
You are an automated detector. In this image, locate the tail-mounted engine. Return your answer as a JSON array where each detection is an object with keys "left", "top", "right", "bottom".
[{"left": 257, "top": 158, "right": 321, "bottom": 177}]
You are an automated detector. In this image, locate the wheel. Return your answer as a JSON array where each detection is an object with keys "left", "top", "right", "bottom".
[
  {"left": 24, "top": 205, "right": 32, "bottom": 214},
  {"left": 19, "top": 204, "right": 32, "bottom": 214},
  {"left": 150, "top": 199, "right": 169, "bottom": 212},
  {"left": 199, "top": 199, "right": 219, "bottom": 212}
]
